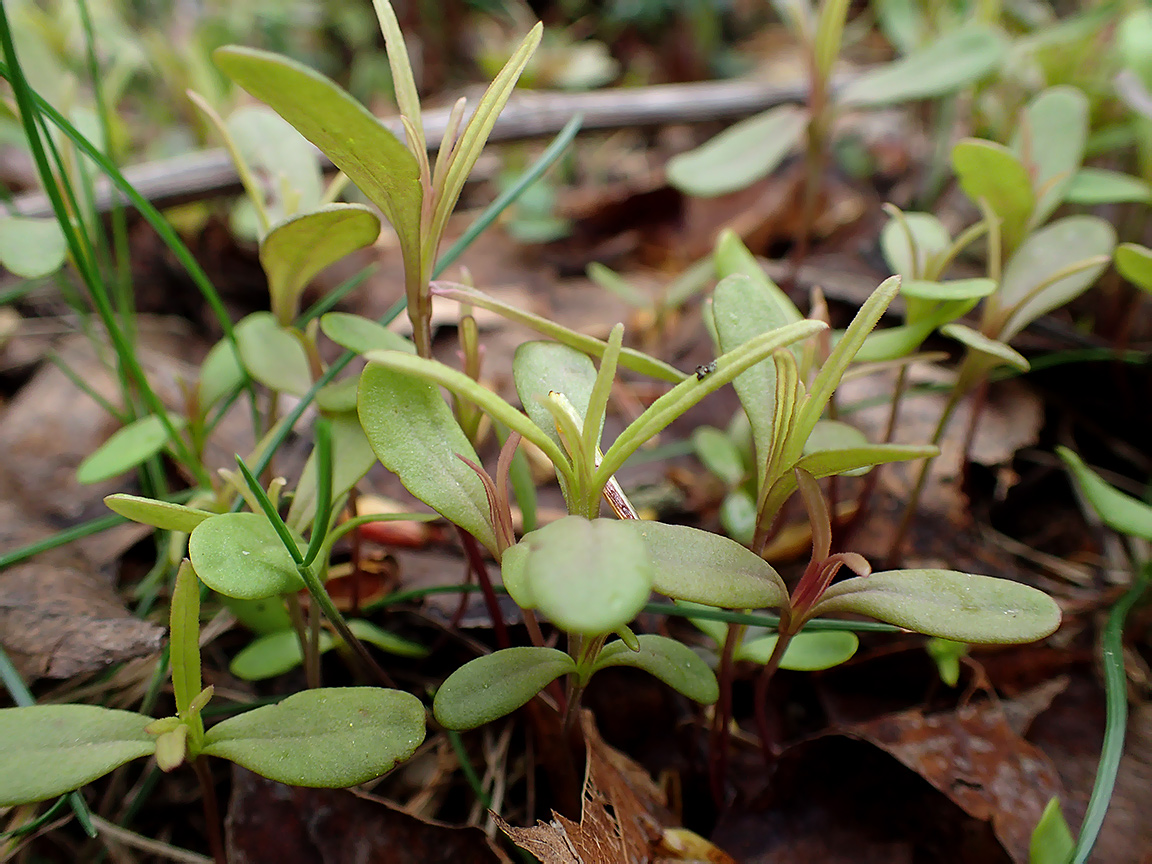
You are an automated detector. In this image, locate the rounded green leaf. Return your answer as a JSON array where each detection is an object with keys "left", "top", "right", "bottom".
[
  {"left": 235, "top": 312, "right": 313, "bottom": 396},
  {"left": 513, "top": 342, "right": 598, "bottom": 455},
  {"left": 201, "top": 687, "right": 425, "bottom": 787},
  {"left": 104, "top": 493, "right": 215, "bottom": 533},
  {"left": 665, "top": 104, "right": 806, "bottom": 197},
  {"left": 0, "top": 705, "right": 155, "bottom": 805},
  {"left": 222, "top": 595, "right": 293, "bottom": 635},
  {"left": 952, "top": 139, "right": 1034, "bottom": 248},
  {"left": 433, "top": 647, "right": 576, "bottom": 730},
  {"left": 838, "top": 25, "right": 1007, "bottom": 108},
  {"left": 0, "top": 215, "right": 67, "bottom": 279},
  {"left": 1057, "top": 446, "right": 1152, "bottom": 541},
  {"left": 813, "top": 569, "right": 1062, "bottom": 644},
  {"left": 737, "top": 629, "right": 858, "bottom": 670},
  {"left": 286, "top": 411, "right": 377, "bottom": 531},
  {"left": 1065, "top": 168, "right": 1152, "bottom": 206},
  {"left": 77, "top": 413, "right": 186, "bottom": 484},
  {"left": 230, "top": 629, "right": 336, "bottom": 681},
  {"left": 1014, "top": 87, "right": 1089, "bottom": 228},
  {"left": 189, "top": 513, "right": 305, "bottom": 599},
  {"left": 358, "top": 362, "right": 497, "bottom": 554},
  {"left": 522, "top": 517, "right": 653, "bottom": 636},
  {"left": 198, "top": 338, "right": 246, "bottom": 410},
  {"left": 227, "top": 105, "right": 323, "bottom": 217},
  {"left": 346, "top": 619, "right": 428, "bottom": 658},
  {"left": 501, "top": 540, "right": 533, "bottom": 609},
  {"left": 320, "top": 312, "right": 416, "bottom": 356},
  {"left": 261, "top": 205, "right": 380, "bottom": 323},
  {"left": 1115, "top": 242, "right": 1152, "bottom": 294},
  {"left": 692, "top": 426, "right": 746, "bottom": 486},
  {"left": 880, "top": 211, "right": 952, "bottom": 279},
  {"left": 802, "top": 419, "right": 871, "bottom": 476},
  {"left": 592, "top": 634, "right": 719, "bottom": 703},
  {"left": 633, "top": 520, "right": 789, "bottom": 610},
  {"left": 997, "top": 215, "right": 1115, "bottom": 341},
  {"left": 719, "top": 488, "right": 757, "bottom": 546}
]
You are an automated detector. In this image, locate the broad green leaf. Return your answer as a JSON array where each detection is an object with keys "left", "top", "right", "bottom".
[
  {"left": 320, "top": 312, "right": 416, "bottom": 355},
  {"left": 104, "top": 494, "right": 215, "bottom": 533},
  {"left": 738, "top": 629, "right": 858, "bottom": 670},
  {"left": 261, "top": 205, "right": 380, "bottom": 324},
  {"left": 230, "top": 629, "right": 336, "bottom": 680},
  {"left": 189, "top": 513, "right": 305, "bottom": 599},
  {"left": 286, "top": 411, "right": 378, "bottom": 531},
  {"left": 996, "top": 216, "right": 1115, "bottom": 341},
  {"left": 592, "top": 634, "right": 719, "bottom": 703},
  {"left": 1057, "top": 447, "right": 1152, "bottom": 541},
  {"left": 880, "top": 211, "right": 952, "bottom": 278},
  {"left": 1115, "top": 243, "right": 1152, "bottom": 293},
  {"left": 198, "top": 338, "right": 245, "bottom": 410},
  {"left": 202, "top": 687, "right": 425, "bottom": 786},
  {"left": 940, "top": 323, "right": 1030, "bottom": 371},
  {"left": 665, "top": 105, "right": 806, "bottom": 197},
  {"left": 838, "top": 25, "right": 1007, "bottom": 108},
  {"left": 227, "top": 105, "right": 323, "bottom": 218},
  {"left": 602, "top": 317, "right": 827, "bottom": 485},
  {"left": 813, "top": 569, "right": 1061, "bottom": 643},
  {"left": 720, "top": 489, "right": 757, "bottom": 546},
  {"left": 1120, "top": 9, "right": 1152, "bottom": 92},
  {"left": 513, "top": 342, "right": 598, "bottom": 456},
  {"left": 430, "top": 25, "right": 543, "bottom": 256},
  {"left": 519, "top": 516, "right": 653, "bottom": 635},
  {"left": 170, "top": 561, "right": 202, "bottom": 716},
  {"left": 1013, "top": 87, "right": 1088, "bottom": 230},
  {"left": 223, "top": 595, "right": 293, "bottom": 635},
  {"left": 346, "top": 619, "right": 428, "bottom": 658},
  {"left": 213, "top": 47, "right": 422, "bottom": 272},
  {"left": 358, "top": 363, "right": 497, "bottom": 554},
  {"left": 0, "top": 215, "right": 67, "bottom": 278},
  {"left": 432, "top": 283, "right": 684, "bottom": 383},
  {"left": 234, "top": 312, "right": 313, "bottom": 396},
  {"left": 692, "top": 426, "right": 746, "bottom": 486},
  {"left": 77, "top": 413, "right": 186, "bottom": 484},
  {"left": 0, "top": 705, "right": 155, "bottom": 805},
  {"left": 1030, "top": 798, "right": 1075, "bottom": 864},
  {"left": 802, "top": 419, "right": 871, "bottom": 476},
  {"left": 855, "top": 319, "right": 937, "bottom": 362},
  {"left": 714, "top": 230, "right": 803, "bottom": 325},
  {"left": 501, "top": 540, "right": 532, "bottom": 609},
  {"left": 952, "top": 139, "right": 1034, "bottom": 250},
  {"left": 1065, "top": 169, "right": 1152, "bottom": 205},
  {"left": 315, "top": 377, "right": 360, "bottom": 413},
  {"left": 433, "top": 647, "right": 576, "bottom": 730},
  {"left": 633, "top": 520, "right": 789, "bottom": 609}
]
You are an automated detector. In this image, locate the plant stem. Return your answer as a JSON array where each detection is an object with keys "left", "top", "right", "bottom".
[
  {"left": 753, "top": 627, "right": 795, "bottom": 768},
  {"left": 709, "top": 622, "right": 742, "bottom": 804},
  {"left": 191, "top": 759, "right": 226, "bottom": 864},
  {"left": 284, "top": 593, "right": 318, "bottom": 690},
  {"left": 456, "top": 527, "right": 510, "bottom": 649}
]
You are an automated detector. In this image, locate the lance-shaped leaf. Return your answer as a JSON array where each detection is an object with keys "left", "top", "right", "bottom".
[
  {"left": 358, "top": 363, "right": 498, "bottom": 554},
  {"left": 201, "top": 687, "right": 425, "bottom": 786},
  {"left": 513, "top": 342, "right": 598, "bottom": 456},
  {"left": 77, "top": 413, "right": 187, "bottom": 485},
  {"left": 286, "top": 411, "right": 378, "bottom": 531},
  {"left": 213, "top": 47, "right": 422, "bottom": 273},
  {"left": 1115, "top": 242, "right": 1152, "bottom": 294},
  {"left": 320, "top": 312, "right": 416, "bottom": 355},
  {"left": 592, "top": 635, "right": 719, "bottom": 703},
  {"left": 170, "top": 561, "right": 202, "bottom": 717},
  {"left": 0, "top": 215, "right": 67, "bottom": 278},
  {"left": 1066, "top": 169, "right": 1152, "bottom": 205},
  {"left": 838, "top": 25, "right": 1007, "bottom": 107},
  {"left": 234, "top": 312, "right": 313, "bottom": 396},
  {"left": 802, "top": 420, "right": 871, "bottom": 476},
  {"left": 812, "top": 569, "right": 1061, "bottom": 643},
  {"left": 692, "top": 427, "right": 746, "bottom": 487},
  {"left": 104, "top": 494, "right": 216, "bottom": 533},
  {"left": 230, "top": 628, "right": 336, "bottom": 681},
  {"left": 941, "top": 323, "right": 1029, "bottom": 373},
  {"left": 632, "top": 520, "right": 789, "bottom": 609},
  {"left": 261, "top": 205, "right": 380, "bottom": 324},
  {"left": 1013, "top": 86, "right": 1088, "bottom": 231},
  {"left": 372, "top": 0, "right": 424, "bottom": 150},
  {"left": 1057, "top": 446, "right": 1152, "bottom": 541},
  {"left": 995, "top": 215, "right": 1115, "bottom": 341},
  {"left": 433, "top": 647, "right": 576, "bottom": 730},
  {"left": 189, "top": 513, "right": 305, "bottom": 599},
  {"left": 516, "top": 516, "right": 653, "bottom": 636},
  {"left": 665, "top": 105, "right": 806, "bottom": 197},
  {"left": 0, "top": 705, "right": 155, "bottom": 805},
  {"left": 432, "top": 283, "right": 683, "bottom": 383},
  {"left": 598, "top": 318, "right": 826, "bottom": 485},
  {"left": 738, "top": 629, "right": 858, "bottom": 670},
  {"left": 952, "top": 140, "right": 1034, "bottom": 251}
]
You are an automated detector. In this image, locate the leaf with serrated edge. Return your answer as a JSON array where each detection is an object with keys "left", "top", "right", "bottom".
[
  {"left": 812, "top": 569, "right": 1061, "bottom": 643},
  {"left": 104, "top": 494, "right": 215, "bottom": 533},
  {"left": 189, "top": 513, "right": 305, "bottom": 599},
  {"left": 358, "top": 363, "right": 497, "bottom": 554},
  {"left": 202, "top": 687, "right": 425, "bottom": 786},
  {"left": 433, "top": 647, "right": 576, "bottom": 730},
  {"left": 0, "top": 705, "right": 155, "bottom": 805},
  {"left": 634, "top": 520, "right": 789, "bottom": 609},
  {"left": 592, "top": 635, "right": 718, "bottom": 703},
  {"left": 1057, "top": 447, "right": 1152, "bottom": 541},
  {"left": 261, "top": 205, "right": 380, "bottom": 324}
]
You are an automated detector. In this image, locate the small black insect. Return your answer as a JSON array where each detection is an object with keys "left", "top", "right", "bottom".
[{"left": 695, "top": 361, "right": 716, "bottom": 380}]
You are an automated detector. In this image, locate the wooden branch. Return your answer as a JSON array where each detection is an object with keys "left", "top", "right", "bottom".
[{"left": 11, "top": 77, "right": 815, "bottom": 218}]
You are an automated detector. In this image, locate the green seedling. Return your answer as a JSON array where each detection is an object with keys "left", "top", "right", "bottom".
[{"left": 0, "top": 561, "right": 426, "bottom": 863}]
